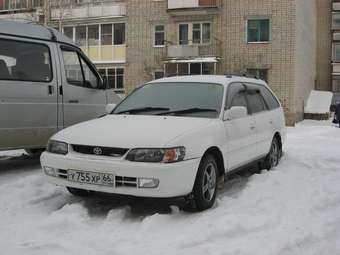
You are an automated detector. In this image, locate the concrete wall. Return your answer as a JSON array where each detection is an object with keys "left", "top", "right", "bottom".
[{"left": 294, "top": 0, "right": 317, "bottom": 123}]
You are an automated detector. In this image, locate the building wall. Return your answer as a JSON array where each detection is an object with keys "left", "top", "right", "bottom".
[
  {"left": 294, "top": 0, "right": 318, "bottom": 123},
  {"left": 316, "top": 0, "right": 332, "bottom": 91},
  {"left": 125, "top": 0, "right": 168, "bottom": 92},
  {"left": 220, "top": 0, "right": 296, "bottom": 125}
]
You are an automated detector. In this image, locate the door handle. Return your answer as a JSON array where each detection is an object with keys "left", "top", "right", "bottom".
[
  {"left": 48, "top": 85, "right": 54, "bottom": 95},
  {"left": 68, "top": 100, "right": 79, "bottom": 103},
  {"left": 250, "top": 125, "right": 256, "bottom": 130}
]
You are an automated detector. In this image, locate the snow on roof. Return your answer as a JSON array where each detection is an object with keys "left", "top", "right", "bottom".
[
  {"left": 305, "top": 90, "right": 333, "bottom": 114},
  {"left": 148, "top": 75, "right": 267, "bottom": 86},
  {"left": 0, "top": 20, "right": 74, "bottom": 45}
]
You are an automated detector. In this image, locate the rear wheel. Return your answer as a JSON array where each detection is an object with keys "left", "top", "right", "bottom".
[
  {"left": 66, "top": 187, "right": 93, "bottom": 197},
  {"left": 264, "top": 137, "right": 281, "bottom": 170},
  {"left": 192, "top": 155, "right": 218, "bottom": 211}
]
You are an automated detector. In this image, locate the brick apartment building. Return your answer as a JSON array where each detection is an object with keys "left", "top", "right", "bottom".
[{"left": 0, "top": 0, "right": 334, "bottom": 125}]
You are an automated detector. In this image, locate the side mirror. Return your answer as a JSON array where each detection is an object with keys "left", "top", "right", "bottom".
[
  {"left": 98, "top": 76, "right": 108, "bottom": 90},
  {"left": 224, "top": 106, "right": 248, "bottom": 121},
  {"left": 105, "top": 103, "right": 117, "bottom": 114}
]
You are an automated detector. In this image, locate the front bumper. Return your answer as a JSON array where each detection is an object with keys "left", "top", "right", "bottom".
[{"left": 40, "top": 152, "right": 201, "bottom": 198}]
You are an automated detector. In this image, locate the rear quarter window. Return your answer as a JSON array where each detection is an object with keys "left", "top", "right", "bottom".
[{"left": 260, "top": 86, "right": 280, "bottom": 110}]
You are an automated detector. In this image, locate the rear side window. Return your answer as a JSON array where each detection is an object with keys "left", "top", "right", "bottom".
[
  {"left": 260, "top": 87, "right": 280, "bottom": 110},
  {"left": 225, "top": 83, "right": 247, "bottom": 110},
  {"left": 246, "top": 90, "right": 267, "bottom": 114},
  {"left": 0, "top": 38, "right": 52, "bottom": 82}
]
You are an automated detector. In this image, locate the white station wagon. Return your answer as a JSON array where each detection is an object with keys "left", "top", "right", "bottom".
[{"left": 41, "top": 75, "right": 286, "bottom": 211}]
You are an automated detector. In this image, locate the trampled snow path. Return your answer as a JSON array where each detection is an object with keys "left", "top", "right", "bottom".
[{"left": 1, "top": 120, "right": 340, "bottom": 255}]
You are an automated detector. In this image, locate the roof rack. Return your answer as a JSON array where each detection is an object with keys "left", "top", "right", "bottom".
[{"left": 224, "top": 73, "right": 259, "bottom": 79}]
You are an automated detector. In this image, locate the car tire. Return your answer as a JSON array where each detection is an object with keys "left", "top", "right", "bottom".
[
  {"left": 66, "top": 187, "right": 93, "bottom": 197},
  {"left": 264, "top": 137, "right": 281, "bottom": 170},
  {"left": 25, "top": 148, "right": 45, "bottom": 157},
  {"left": 192, "top": 154, "right": 218, "bottom": 211}
]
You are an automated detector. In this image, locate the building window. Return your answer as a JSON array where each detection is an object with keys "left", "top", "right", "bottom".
[
  {"left": 75, "top": 26, "right": 86, "bottom": 47},
  {"left": 98, "top": 67, "right": 125, "bottom": 93},
  {"left": 179, "top": 23, "right": 210, "bottom": 45},
  {"left": 247, "top": 69, "right": 269, "bottom": 82},
  {"left": 88, "top": 25, "right": 99, "bottom": 46},
  {"left": 62, "top": 23, "right": 125, "bottom": 47},
  {"left": 114, "top": 23, "right": 125, "bottom": 45},
  {"left": 154, "top": 71, "right": 165, "bottom": 80},
  {"left": 154, "top": 25, "right": 165, "bottom": 46},
  {"left": 63, "top": 27, "right": 74, "bottom": 41},
  {"left": 247, "top": 19, "right": 270, "bottom": 43},
  {"left": 333, "top": 44, "right": 340, "bottom": 63},
  {"left": 101, "top": 24, "right": 113, "bottom": 45}
]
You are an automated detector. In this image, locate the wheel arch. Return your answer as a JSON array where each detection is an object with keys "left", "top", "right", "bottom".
[{"left": 202, "top": 146, "right": 225, "bottom": 177}]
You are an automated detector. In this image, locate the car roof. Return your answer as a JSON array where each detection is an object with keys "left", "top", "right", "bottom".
[
  {"left": 147, "top": 75, "right": 267, "bottom": 87},
  {"left": 0, "top": 20, "right": 74, "bottom": 46}
]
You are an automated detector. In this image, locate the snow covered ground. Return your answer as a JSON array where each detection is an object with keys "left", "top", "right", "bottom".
[{"left": 1, "top": 120, "right": 340, "bottom": 255}]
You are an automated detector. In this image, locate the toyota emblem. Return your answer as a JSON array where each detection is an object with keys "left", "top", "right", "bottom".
[{"left": 93, "top": 147, "right": 103, "bottom": 155}]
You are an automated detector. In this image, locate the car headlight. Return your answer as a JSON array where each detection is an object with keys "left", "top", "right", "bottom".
[
  {"left": 47, "top": 140, "right": 68, "bottom": 155},
  {"left": 126, "top": 147, "right": 185, "bottom": 163}
]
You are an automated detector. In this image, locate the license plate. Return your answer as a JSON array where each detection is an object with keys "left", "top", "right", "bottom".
[{"left": 67, "top": 170, "right": 114, "bottom": 187}]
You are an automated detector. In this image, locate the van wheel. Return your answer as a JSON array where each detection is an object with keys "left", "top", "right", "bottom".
[
  {"left": 264, "top": 137, "right": 281, "bottom": 170},
  {"left": 25, "top": 148, "right": 45, "bottom": 157},
  {"left": 192, "top": 154, "right": 218, "bottom": 211},
  {"left": 66, "top": 187, "right": 93, "bottom": 197}
]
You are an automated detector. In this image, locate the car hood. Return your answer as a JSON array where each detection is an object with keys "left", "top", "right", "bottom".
[{"left": 53, "top": 115, "right": 214, "bottom": 148}]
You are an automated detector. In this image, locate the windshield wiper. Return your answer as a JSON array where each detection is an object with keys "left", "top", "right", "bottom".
[
  {"left": 156, "top": 107, "right": 218, "bottom": 116},
  {"left": 115, "top": 107, "right": 170, "bottom": 115}
]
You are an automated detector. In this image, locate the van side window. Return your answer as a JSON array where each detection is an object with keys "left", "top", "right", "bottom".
[
  {"left": 0, "top": 38, "right": 52, "bottom": 82},
  {"left": 62, "top": 49, "right": 99, "bottom": 89},
  {"left": 246, "top": 90, "right": 267, "bottom": 114},
  {"left": 225, "top": 83, "right": 248, "bottom": 110}
]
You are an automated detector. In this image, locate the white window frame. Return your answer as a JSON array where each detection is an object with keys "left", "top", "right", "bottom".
[
  {"left": 153, "top": 70, "right": 165, "bottom": 80},
  {"left": 153, "top": 24, "right": 166, "bottom": 47},
  {"left": 178, "top": 22, "right": 211, "bottom": 45},
  {"left": 62, "top": 22, "right": 126, "bottom": 48},
  {"left": 246, "top": 17, "right": 271, "bottom": 44},
  {"left": 98, "top": 67, "right": 125, "bottom": 93}
]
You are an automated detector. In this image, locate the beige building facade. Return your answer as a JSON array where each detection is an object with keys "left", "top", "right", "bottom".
[
  {"left": 0, "top": 0, "right": 333, "bottom": 125},
  {"left": 125, "top": 0, "right": 332, "bottom": 125}
]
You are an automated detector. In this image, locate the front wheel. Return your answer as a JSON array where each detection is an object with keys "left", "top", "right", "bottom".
[
  {"left": 25, "top": 148, "right": 45, "bottom": 157},
  {"left": 264, "top": 137, "right": 281, "bottom": 170},
  {"left": 192, "top": 155, "right": 218, "bottom": 211}
]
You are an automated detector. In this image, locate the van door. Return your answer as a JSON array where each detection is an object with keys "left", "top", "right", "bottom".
[
  {"left": 223, "top": 83, "right": 258, "bottom": 170},
  {"left": 0, "top": 37, "right": 58, "bottom": 150},
  {"left": 58, "top": 45, "right": 107, "bottom": 127}
]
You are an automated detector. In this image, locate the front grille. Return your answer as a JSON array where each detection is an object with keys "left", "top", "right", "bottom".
[
  {"left": 57, "top": 169, "right": 68, "bottom": 179},
  {"left": 72, "top": 144, "right": 129, "bottom": 157},
  {"left": 115, "top": 176, "right": 137, "bottom": 188}
]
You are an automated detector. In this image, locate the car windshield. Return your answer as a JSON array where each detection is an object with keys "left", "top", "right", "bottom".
[{"left": 112, "top": 82, "right": 224, "bottom": 118}]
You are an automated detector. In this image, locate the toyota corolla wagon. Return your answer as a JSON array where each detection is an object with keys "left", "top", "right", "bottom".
[{"left": 41, "top": 75, "right": 286, "bottom": 211}]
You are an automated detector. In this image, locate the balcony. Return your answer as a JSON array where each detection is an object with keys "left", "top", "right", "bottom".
[
  {"left": 0, "top": 0, "right": 42, "bottom": 13},
  {"left": 80, "top": 45, "right": 126, "bottom": 64},
  {"left": 167, "top": 0, "right": 220, "bottom": 15},
  {"left": 51, "top": 1, "right": 126, "bottom": 21},
  {"left": 167, "top": 45, "right": 199, "bottom": 58},
  {"left": 166, "top": 39, "right": 222, "bottom": 60},
  {"left": 334, "top": 0, "right": 340, "bottom": 11}
]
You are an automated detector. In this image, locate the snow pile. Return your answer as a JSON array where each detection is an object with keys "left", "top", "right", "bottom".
[
  {"left": 305, "top": 90, "right": 333, "bottom": 114},
  {"left": 1, "top": 121, "right": 340, "bottom": 255}
]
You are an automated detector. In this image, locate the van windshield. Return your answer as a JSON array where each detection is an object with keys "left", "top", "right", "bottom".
[{"left": 112, "top": 82, "right": 224, "bottom": 118}]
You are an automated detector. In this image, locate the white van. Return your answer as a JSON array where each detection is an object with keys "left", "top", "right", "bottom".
[{"left": 0, "top": 21, "right": 120, "bottom": 154}]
